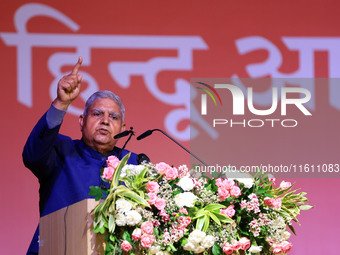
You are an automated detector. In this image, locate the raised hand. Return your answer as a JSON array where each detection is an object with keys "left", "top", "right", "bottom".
[{"left": 53, "top": 57, "right": 83, "bottom": 110}]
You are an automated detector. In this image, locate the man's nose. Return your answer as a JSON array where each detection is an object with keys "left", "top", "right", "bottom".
[{"left": 101, "top": 114, "right": 109, "bottom": 125}]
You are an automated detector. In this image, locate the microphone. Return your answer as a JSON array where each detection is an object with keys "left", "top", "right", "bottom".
[
  {"left": 136, "top": 130, "right": 153, "bottom": 140},
  {"left": 114, "top": 130, "right": 132, "bottom": 139},
  {"left": 137, "top": 129, "right": 208, "bottom": 167},
  {"left": 116, "top": 127, "right": 135, "bottom": 159},
  {"left": 137, "top": 153, "right": 150, "bottom": 164}
]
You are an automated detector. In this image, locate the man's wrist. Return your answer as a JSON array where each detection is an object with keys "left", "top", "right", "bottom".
[
  {"left": 46, "top": 103, "right": 67, "bottom": 129},
  {"left": 52, "top": 98, "right": 71, "bottom": 111}
]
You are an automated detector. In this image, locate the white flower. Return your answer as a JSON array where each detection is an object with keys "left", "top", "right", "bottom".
[
  {"left": 177, "top": 176, "right": 194, "bottom": 191},
  {"left": 125, "top": 210, "right": 142, "bottom": 226},
  {"left": 156, "top": 251, "right": 171, "bottom": 255},
  {"left": 201, "top": 235, "right": 215, "bottom": 248},
  {"left": 248, "top": 246, "right": 263, "bottom": 253},
  {"left": 115, "top": 213, "right": 126, "bottom": 226},
  {"left": 149, "top": 246, "right": 161, "bottom": 254},
  {"left": 228, "top": 172, "right": 254, "bottom": 188},
  {"left": 115, "top": 198, "right": 132, "bottom": 213},
  {"left": 121, "top": 164, "right": 145, "bottom": 177},
  {"left": 281, "top": 231, "right": 291, "bottom": 240},
  {"left": 174, "top": 192, "right": 198, "bottom": 208},
  {"left": 183, "top": 241, "right": 196, "bottom": 251},
  {"left": 193, "top": 246, "right": 205, "bottom": 254},
  {"left": 189, "top": 229, "right": 206, "bottom": 244}
]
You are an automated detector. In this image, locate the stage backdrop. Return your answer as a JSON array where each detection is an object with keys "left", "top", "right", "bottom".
[{"left": 0, "top": 0, "right": 339, "bottom": 254}]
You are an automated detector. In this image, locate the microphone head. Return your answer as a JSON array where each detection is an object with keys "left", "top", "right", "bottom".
[
  {"left": 136, "top": 130, "right": 153, "bottom": 140},
  {"left": 137, "top": 153, "right": 150, "bottom": 164},
  {"left": 114, "top": 130, "right": 131, "bottom": 139}
]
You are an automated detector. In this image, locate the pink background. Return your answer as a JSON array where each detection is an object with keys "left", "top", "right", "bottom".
[{"left": 0, "top": 0, "right": 339, "bottom": 254}]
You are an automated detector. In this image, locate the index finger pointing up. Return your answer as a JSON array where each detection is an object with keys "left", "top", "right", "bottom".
[{"left": 71, "top": 56, "right": 83, "bottom": 75}]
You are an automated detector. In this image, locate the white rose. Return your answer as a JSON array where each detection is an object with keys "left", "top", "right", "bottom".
[
  {"left": 193, "top": 246, "right": 205, "bottom": 254},
  {"left": 156, "top": 251, "right": 171, "bottom": 255},
  {"left": 131, "top": 165, "right": 146, "bottom": 176},
  {"left": 174, "top": 192, "right": 198, "bottom": 208},
  {"left": 201, "top": 235, "right": 215, "bottom": 248},
  {"left": 189, "top": 229, "right": 206, "bottom": 244},
  {"left": 115, "top": 198, "right": 132, "bottom": 213},
  {"left": 115, "top": 213, "right": 126, "bottom": 226},
  {"left": 228, "top": 172, "right": 254, "bottom": 188},
  {"left": 281, "top": 231, "right": 291, "bottom": 240},
  {"left": 183, "top": 241, "right": 196, "bottom": 251},
  {"left": 149, "top": 246, "right": 161, "bottom": 254},
  {"left": 177, "top": 176, "right": 195, "bottom": 191},
  {"left": 125, "top": 210, "right": 142, "bottom": 226},
  {"left": 121, "top": 164, "right": 145, "bottom": 177},
  {"left": 248, "top": 246, "right": 263, "bottom": 253}
]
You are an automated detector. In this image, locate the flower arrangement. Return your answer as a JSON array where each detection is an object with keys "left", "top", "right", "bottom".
[{"left": 89, "top": 153, "right": 312, "bottom": 255}]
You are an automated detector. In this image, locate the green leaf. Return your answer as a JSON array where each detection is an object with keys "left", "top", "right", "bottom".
[
  {"left": 111, "top": 153, "right": 130, "bottom": 189},
  {"left": 181, "top": 237, "right": 188, "bottom": 246},
  {"left": 108, "top": 214, "right": 115, "bottom": 233},
  {"left": 299, "top": 205, "right": 313, "bottom": 210},
  {"left": 213, "top": 212, "right": 234, "bottom": 224},
  {"left": 116, "top": 186, "right": 150, "bottom": 207},
  {"left": 89, "top": 186, "right": 104, "bottom": 201},
  {"left": 212, "top": 171, "right": 219, "bottom": 178},
  {"left": 109, "top": 234, "right": 116, "bottom": 242},
  {"left": 196, "top": 216, "right": 205, "bottom": 231},
  {"left": 208, "top": 211, "right": 221, "bottom": 226},
  {"left": 203, "top": 215, "right": 210, "bottom": 232},
  {"left": 192, "top": 209, "right": 206, "bottom": 219},
  {"left": 288, "top": 223, "right": 296, "bottom": 235},
  {"left": 212, "top": 243, "right": 222, "bottom": 255},
  {"left": 204, "top": 203, "right": 226, "bottom": 212},
  {"left": 122, "top": 231, "right": 131, "bottom": 242}
]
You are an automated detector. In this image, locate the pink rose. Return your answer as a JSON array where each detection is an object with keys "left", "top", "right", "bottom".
[
  {"left": 281, "top": 241, "right": 293, "bottom": 253},
  {"left": 220, "top": 205, "right": 235, "bottom": 218},
  {"left": 165, "top": 167, "right": 178, "bottom": 180},
  {"left": 121, "top": 240, "right": 132, "bottom": 252},
  {"left": 232, "top": 240, "right": 241, "bottom": 250},
  {"left": 272, "top": 243, "right": 283, "bottom": 254},
  {"left": 215, "top": 178, "right": 223, "bottom": 187},
  {"left": 147, "top": 192, "right": 157, "bottom": 205},
  {"left": 147, "top": 181, "right": 160, "bottom": 194},
  {"left": 218, "top": 187, "right": 230, "bottom": 201},
  {"left": 154, "top": 197, "right": 166, "bottom": 211},
  {"left": 132, "top": 228, "right": 142, "bottom": 240},
  {"left": 102, "top": 166, "right": 115, "bottom": 181},
  {"left": 272, "top": 198, "right": 282, "bottom": 209},
  {"left": 107, "top": 155, "right": 120, "bottom": 168},
  {"left": 239, "top": 237, "right": 251, "bottom": 250},
  {"left": 140, "top": 234, "right": 155, "bottom": 248},
  {"left": 264, "top": 197, "right": 274, "bottom": 206},
  {"left": 223, "top": 179, "right": 235, "bottom": 190},
  {"left": 156, "top": 162, "right": 172, "bottom": 175},
  {"left": 223, "top": 243, "right": 234, "bottom": 254},
  {"left": 230, "top": 186, "right": 241, "bottom": 198},
  {"left": 141, "top": 221, "right": 154, "bottom": 235},
  {"left": 280, "top": 181, "right": 292, "bottom": 190}
]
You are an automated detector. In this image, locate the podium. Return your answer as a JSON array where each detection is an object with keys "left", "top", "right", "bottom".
[{"left": 39, "top": 199, "right": 105, "bottom": 255}]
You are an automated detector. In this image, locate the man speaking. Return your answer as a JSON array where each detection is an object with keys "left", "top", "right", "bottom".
[{"left": 23, "top": 57, "right": 140, "bottom": 254}]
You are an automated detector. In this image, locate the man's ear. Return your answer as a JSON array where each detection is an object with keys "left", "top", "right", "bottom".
[
  {"left": 121, "top": 123, "right": 126, "bottom": 132},
  {"left": 79, "top": 115, "right": 84, "bottom": 131}
]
